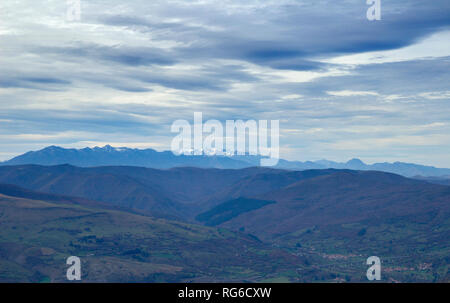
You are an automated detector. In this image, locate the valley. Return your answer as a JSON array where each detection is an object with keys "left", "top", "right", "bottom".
[{"left": 0, "top": 164, "right": 448, "bottom": 282}]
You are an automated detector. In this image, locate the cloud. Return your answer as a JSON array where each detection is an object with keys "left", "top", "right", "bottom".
[
  {"left": 0, "top": 76, "right": 71, "bottom": 91},
  {"left": 36, "top": 43, "right": 177, "bottom": 67},
  {"left": 0, "top": 0, "right": 449, "bottom": 166},
  {"left": 327, "top": 90, "right": 379, "bottom": 97}
]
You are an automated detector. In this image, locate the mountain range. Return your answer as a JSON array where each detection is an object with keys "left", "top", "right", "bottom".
[
  {"left": 2, "top": 145, "right": 450, "bottom": 177},
  {"left": 0, "top": 149, "right": 449, "bottom": 281},
  {"left": 0, "top": 164, "right": 448, "bottom": 282}
]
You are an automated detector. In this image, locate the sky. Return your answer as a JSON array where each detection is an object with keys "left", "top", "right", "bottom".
[{"left": 0, "top": 0, "right": 449, "bottom": 166}]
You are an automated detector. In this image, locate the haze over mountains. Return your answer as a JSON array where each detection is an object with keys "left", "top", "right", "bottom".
[{"left": 2, "top": 145, "right": 450, "bottom": 177}]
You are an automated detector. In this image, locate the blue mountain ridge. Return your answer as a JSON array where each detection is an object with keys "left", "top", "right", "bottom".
[{"left": 2, "top": 145, "right": 450, "bottom": 177}]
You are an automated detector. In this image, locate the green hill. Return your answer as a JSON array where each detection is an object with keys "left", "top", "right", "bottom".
[{"left": 0, "top": 190, "right": 315, "bottom": 282}]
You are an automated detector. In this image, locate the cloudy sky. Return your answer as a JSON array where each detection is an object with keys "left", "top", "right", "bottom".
[{"left": 0, "top": 0, "right": 449, "bottom": 166}]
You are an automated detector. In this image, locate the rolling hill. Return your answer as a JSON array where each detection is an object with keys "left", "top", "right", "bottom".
[
  {"left": 0, "top": 165, "right": 449, "bottom": 281},
  {"left": 198, "top": 170, "right": 450, "bottom": 282},
  {"left": 414, "top": 176, "right": 450, "bottom": 186},
  {"left": 214, "top": 170, "right": 450, "bottom": 237},
  {"left": 0, "top": 164, "right": 274, "bottom": 219},
  {"left": 0, "top": 184, "right": 315, "bottom": 282}
]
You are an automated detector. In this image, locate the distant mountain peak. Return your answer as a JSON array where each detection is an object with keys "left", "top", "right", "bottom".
[
  {"left": 100, "top": 144, "right": 115, "bottom": 152},
  {"left": 346, "top": 158, "right": 365, "bottom": 165},
  {"left": 45, "top": 145, "right": 63, "bottom": 150}
]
